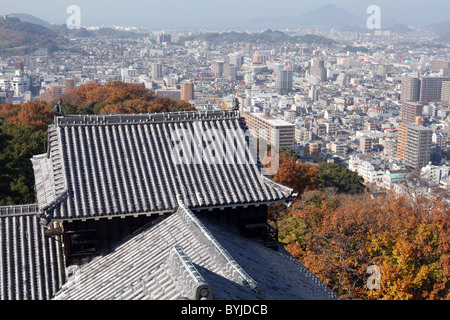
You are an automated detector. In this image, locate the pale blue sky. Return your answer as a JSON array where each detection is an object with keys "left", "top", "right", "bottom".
[{"left": 1, "top": 0, "right": 448, "bottom": 29}]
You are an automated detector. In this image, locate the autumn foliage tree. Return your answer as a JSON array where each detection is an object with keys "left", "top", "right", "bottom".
[
  {"left": 264, "top": 150, "right": 320, "bottom": 222},
  {"left": 278, "top": 190, "right": 450, "bottom": 300},
  {"left": 11, "top": 100, "right": 54, "bottom": 131},
  {"left": 59, "top": 81, "right": 196, "bottom": 115},
  {"left": 269, "top": 153, "right": 319, "bottom": 196}
]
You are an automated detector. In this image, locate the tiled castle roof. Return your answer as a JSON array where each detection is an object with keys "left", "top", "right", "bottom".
[
  {"left": 32, "top": 110, "right": 295, "bottom": 222},
  {"left": 0, "top": 205, "right": 66, "bottom": 300},
  {"left": 52, "top": 197, "right": 338, "bottom": 300},
  {"left": 0, "top": 110, "right": 338, "bottom": 301}
]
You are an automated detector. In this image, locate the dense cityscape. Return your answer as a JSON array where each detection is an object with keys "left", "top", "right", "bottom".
[
  {"left": 2, "top": 14, "right": 449, "bottom": 199},
  {"left": 0, "top": 2, "right": 449, "bottom": 304}
]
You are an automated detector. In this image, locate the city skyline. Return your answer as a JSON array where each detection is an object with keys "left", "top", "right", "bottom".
[{"left": 2, "top": 0, "right": 450, "bottom": 29}]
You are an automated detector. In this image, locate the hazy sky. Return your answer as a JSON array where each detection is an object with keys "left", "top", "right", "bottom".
[{"left": 1, "top": 0, "right": 449, "bottom": 29}]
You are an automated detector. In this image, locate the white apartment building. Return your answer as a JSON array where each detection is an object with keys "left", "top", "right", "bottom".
[
  {"left": 357, "top": 160, "right": 385, "bottom": 185},
  {"left": 420, "top": 164, "right": 449, "bottom": 185},
  {"left": 242, "top": 111, "right": 295, "bottom": 148}
]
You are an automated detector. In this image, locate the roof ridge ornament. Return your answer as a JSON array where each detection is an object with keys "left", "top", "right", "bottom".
[{"left": 168, "top": 245, "right": 213, "bottom": 300}]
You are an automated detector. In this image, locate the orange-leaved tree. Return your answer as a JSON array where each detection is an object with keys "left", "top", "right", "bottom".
[
  {"left": 278, "top": 190, "right": 450, "bottom": 300},
  {"left": 10, "top": 100, "right": 54, "bottom": 131},
  {"left": 263, "top": 151, "right": 320, "bottom": 222}
]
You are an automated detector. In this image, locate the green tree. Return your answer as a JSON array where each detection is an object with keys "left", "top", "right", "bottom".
[
  {"left": 317, "top": 162, "right": 365, "bottom": 194},
  {"left": 0, "top": 121, "right": 46, "bottom": 205},
  {"left": 279, "top": 146, "right": 300, "bottom": 161}
]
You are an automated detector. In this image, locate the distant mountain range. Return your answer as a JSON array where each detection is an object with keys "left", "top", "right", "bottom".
[
  {"left": 3, "top": 6, "right": 450, "bottom": 44},
  {"left": 7, "top": 13, "right": 51, "bottom": 27},
  {"left": 0, "top": 13, "right": 145, "bottom": 55},
  {"left": 247, "top": 4, "right": 366, "bottom": 29},
  {"left": 0, "top": 15, "right": 61, "bottom": 55}
]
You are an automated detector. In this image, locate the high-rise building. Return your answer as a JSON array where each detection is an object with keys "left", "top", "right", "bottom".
[
  {"left": 252, "top": 51, "right": 268, "bottom": 64},
  {"left": 229, "top": 53, "right": 243, "bottom": 69},
  {"left": 401, "top": 76, "right": 420, "bottom": 102},
  {"left": 308, "top": 86, "right": 318, "bottom": 101},
  {"left": 377, "top": 65, "right": 388, "bottom": 77},
  {"left": 40, "top": 84, "right": 63, "bottom": 103},
  {"left": 396, "top": 123, "right": 409, "bottom": 161},
  {"left": 441, "top": 81, "right": 450, "bottom": 105},
  {"left": 336, "top": 72, "right": 347, "bottom": 88},
  {"left": 223, "top": 64, "right": 237, "bottom": 80},
  {"left": 431, "top": 59, "right": 450, "bottom": 73},
  {"left": 14, "top": 60, "right": 24, "bottom": 73},
  {"left": 180, "top": 79, "right": 194, "bottom": 102},
  {"left": 401, "top": 76, "right": 450, "bottom": 102},
  {"left": 156, "top": 32, "right": 171, "bottom": 44},
  {"left": 275, "top": 68, "right": 293, "bottom": 95},
  {"left": 310, "top": 59, "right": 327, "bottom": 82},
  {"left": 401, "top": 102, "right": 423, "bottom": 123},
  {"left": 241, "top": 111, "right": 295, "bottom": 148},
  {"left": 419, "top": 77, "right": 450, "bottom": 102},
  {"left": 121, "top": 67, "right": 138, "bottom": 83},
  {"left": 65, "top": 77, "right": 76, "bottom": 93},
  {"left": 396, "top": 123, "right": 433, "bottom": 169},
  {"left": 151, "top": 63, "right": 163, "bottom": 80},
  {"left": 211, "top": 60, "right": 225, "bottom": 76}
]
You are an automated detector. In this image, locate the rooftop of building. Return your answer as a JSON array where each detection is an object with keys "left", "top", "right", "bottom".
[{"left": 245, "top": 112, "right": 295, "bottom": 127}]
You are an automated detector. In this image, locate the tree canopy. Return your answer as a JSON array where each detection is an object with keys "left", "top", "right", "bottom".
[
  {"left": 316, "top": 162, "right": 365, "bottom": 194},
  {"left": 278, "top": 190, "right": 450, "bottom": 300}
]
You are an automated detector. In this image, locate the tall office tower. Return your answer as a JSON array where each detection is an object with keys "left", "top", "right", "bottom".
[
  {"left": 229, "top": 53, "right": 243, "bottom": 69},
  {"left": 12, "top": 75, "right": 29, "bottom": 97},
  {"left": 121, "top": 67, "right": 138, "bottom": 83},
  {"left": 401, "top": 102, "right": 423, "bottom": 123},
  {"left": 401, "top": 76, "right": 421, "bottom": 102},
  {"left": 211, "top": 60, "right": 225, "bottom": 76},
  {"left": 441, "top": 81, "right": 450, "bottom": 106},
  {"left": 151, "top": 63, "right": 163, "bottom": 80},
  {"left": 156, "top": 32, "right": 171, "bottom": 44},
  {"left": 397, "top": 123, "right": 433, "bottom": 168},
  {"left": 223, "top": 64, "right": 237, "bottom": 80},
  {"left": 180, "top": 79, "right": 194, "bottom": 102},
  {"left": 310, "top": 59, "right": 327, "bottom": 82},
  {"left": 419, "top": 76, "right": 450, "bottom": 101},
  {"left": 431, "top": 59, "right": 450, "bottom": 72},
  {"left": 275, "top": 68, "right": 293, "bottom": 95}
]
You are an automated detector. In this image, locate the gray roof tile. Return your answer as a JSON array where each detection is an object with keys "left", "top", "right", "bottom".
[
  {"left": 52, "top": 199, "right": 338, "bottom": 300},
  {"left": 0, "top": 205, "right": 66, "bottom": 300},
  {"left": 32, "top": 110, "right": 295, "bottom": 221}
]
